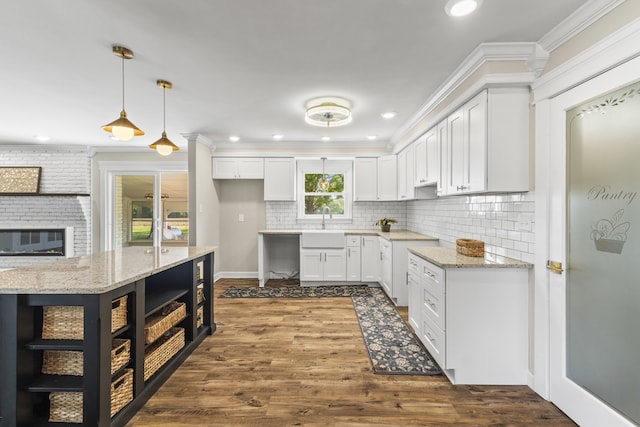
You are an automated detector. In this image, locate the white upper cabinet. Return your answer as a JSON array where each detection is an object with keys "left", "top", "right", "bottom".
[
  {"left": 377, "top": 155, "right": 397, "bottom": 201},
  {"left": 415, "top": 129, "right": 439, "bottom": 187},
  {"left": 354, "top": 157, "right": 378, "bottom": 201},
  {"left": 264, "top": 158, "right": 295, "bottom": 201},
  {"left": 414, "top": 134, "right": 428, "bottom": 186},
  {"left": 212, "top": 157, "right": 264, "bottom": 179},
  {"left": 443, "top": 88, "right": 529, "bottom": 195},
  {"left": 436, "top": 119, "right": 448, "bottom": 197},
  {"left": 354, "top": 156, "right": 397, "bottom": 201},
  {"left": 397, "top": 145, "right": 415, "bottom": 200}
]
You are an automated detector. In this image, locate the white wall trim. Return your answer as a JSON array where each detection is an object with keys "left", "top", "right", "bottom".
[
  {"left": 538, "top": 0, "right": 626, "bottom": 52},
  {"left": 391, "top": 43, "right": 545, "bottom": 149},
  {"left": 215, "top": 271, "right": 258, "bottom": 280},
  {"left": 533, "top": 17, "right": 640, "bottom": 103}
]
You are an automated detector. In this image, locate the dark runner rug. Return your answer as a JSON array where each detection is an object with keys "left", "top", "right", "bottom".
[
  {"left": 219, "top": 284, "right": 371, "bottom": 298},
  {"left": 352, "top": 288, "right": 441, "bottom": 376},
  {"left": 219, "top": 284, "right": 442, "bottom": 376}
]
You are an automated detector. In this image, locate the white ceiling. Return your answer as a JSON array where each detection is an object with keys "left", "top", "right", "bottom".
[{"left": 0, "top": 0, "right": 586, "bottom": 153}]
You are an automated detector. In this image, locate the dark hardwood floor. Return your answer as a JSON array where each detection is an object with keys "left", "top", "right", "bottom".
[{"left": 126, "top": 278, "right": 576, "bottom": 426}]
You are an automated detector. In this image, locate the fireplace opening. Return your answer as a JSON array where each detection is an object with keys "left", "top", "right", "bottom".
[{"left": 0, "top": 229, "right": 66, "bottom": 256}]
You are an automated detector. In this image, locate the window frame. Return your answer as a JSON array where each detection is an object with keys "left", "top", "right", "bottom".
[{"left": 296, "top": 159, "right": 353, "bottom": 222}]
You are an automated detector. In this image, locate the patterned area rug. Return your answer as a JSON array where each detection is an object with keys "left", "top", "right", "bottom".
[
  {"left": 219, "top": 284, "right": 371, "bottom": 298},
  {"left": 352, "top": 288, "right": 442, "bottom": 376},
  {"left": 219, "top": 284, "right": 441, "bottom": 376}
]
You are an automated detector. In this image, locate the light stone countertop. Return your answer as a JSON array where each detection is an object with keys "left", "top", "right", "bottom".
[
  {"left": 409, "top": 246, "right": 532, "bottom": 269},
  {"left": 0, "top": 246, "right": 216, "bottom": 294},
  {"left": 259, "top": 229, "right": 438, "bottom": 241}
]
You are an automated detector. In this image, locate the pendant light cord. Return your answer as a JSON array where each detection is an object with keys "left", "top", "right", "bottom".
[
  {"left": 162, "top": 86, "right": 166, "bottom": 131},
  {"left": 121, "top": 55, "right": 125, "bottom": 111}
]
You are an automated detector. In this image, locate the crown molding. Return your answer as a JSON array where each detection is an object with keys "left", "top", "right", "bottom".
[
  {"left": 391, "top": 42, "right": 545, "bottom": 149},
  {"left": 537, "top": 0, "right": 625, "bottom": 52},
  {"left": 533, "top": 17, "right": 640, "bottom": 103}
]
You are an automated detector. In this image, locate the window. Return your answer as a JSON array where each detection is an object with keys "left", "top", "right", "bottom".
[{"left": 297, "top": 159, "right": 353, "bottom": 220}]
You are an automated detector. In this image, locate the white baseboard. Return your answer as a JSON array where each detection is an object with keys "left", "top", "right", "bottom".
[{"left": 215, "top": 271, "right": 258, "bottom": 282}]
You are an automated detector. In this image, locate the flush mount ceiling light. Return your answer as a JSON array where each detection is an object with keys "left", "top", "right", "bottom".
[
  {"left": 445, "top": 0, "right": 483, "bottom": 17},
  {"left": 305, "top": 97, "right": 352, "bottom": 128},
  {"left": 102, "top": 45, "right": 144, "bottom": 141},
  {"left": 148, "top": 80, "right": 179, "bottom": 156}
]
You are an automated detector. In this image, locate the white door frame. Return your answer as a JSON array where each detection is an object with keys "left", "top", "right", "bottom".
[
  {"left": 98, "top": 160, "right": 187, "bottom": 251},
  {"left": 532, "top": 18, "right": 640, "bottom": 426}
]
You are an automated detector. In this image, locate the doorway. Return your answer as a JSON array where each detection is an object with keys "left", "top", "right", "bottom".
[
  {"left": 546, "top": 57, "right": 640, "bottom": 427},
  {"left": 101, "top": 162, "right": 188, "bottom": 251}
]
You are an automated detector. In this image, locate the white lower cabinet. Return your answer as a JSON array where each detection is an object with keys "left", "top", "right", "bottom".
[
  {"left": 346, "top": 235, "right": 361, "bottom": 282},
  {"left": 378, "top": 238, "right": 438, "bottom": 306},
  {"left": 360, "top": 235, "right": 380, "bottom": 282},
  {"left": 407, "top": 252, "right": 529, "bottom": 385},
  {"left": 300, "top": 249, "right": 346, "bottom": 281}
]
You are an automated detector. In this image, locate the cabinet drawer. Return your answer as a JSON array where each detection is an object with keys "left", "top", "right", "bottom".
[
  {"left": 422, "top": 285, "right": 445, "bottom": 330},
  {"left": 346, "top": 235, "right": 360, "bottom": 247},
  {"left": 408, "top": 253, "right": 420, "bottom": 276},
  {"left": 420, "top": 310, "right": 445, "bottom": 369},
  {"left": 421, "top": 261, "right": 444, "bottom": 297}
]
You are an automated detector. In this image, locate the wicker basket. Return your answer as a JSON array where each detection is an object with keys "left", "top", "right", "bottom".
[
  {"left": 42, "top": 339, "right": 130, "bottom": 376},
  {"left": 42, "top": 295, "right": 128, "bottom": 340},
  {"left": 144, "top": 301, "right": 186, "bottom": 344},
  {"left": 144, "top": 327, "right": 185, "bottom": 381},
  {"left": 48, "top": 368, "right": 133, "bottom": 423},
  {"left": 196, "top": 305, "right": 204, "bottom": 329},
  {"left": 197, "top": 287, "right": 205, "bottom": 304},
  {"left": 456, "top": 239, "right": 485, "bottom": 257}
]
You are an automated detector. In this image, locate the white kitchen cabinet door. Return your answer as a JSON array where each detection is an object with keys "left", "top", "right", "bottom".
[
  {"left": 436, "top": 119, "right": 448, "bottom": 196},
  {"left": 407, "top": 253, "right": 422, "bottom": 334},
  {"left": 323, "top": 249, "right": 347, "bottom": 281},
  {"left": 264, "top": 158, "right": 295, "bottom": 201},
  {"left": 299, "top": 249, "right": 323, "bottom": 281},
  {"left": 377, "top": 155, "right": 397, "bottom": 201},
  {"left": 346, "top": 246, "right": 361, "bottom": 282},
  {"left": 360, "top": 236, "right": 379, "bottom": 282},
  {"left": 212, "top": 157, "right": 264, "bottom": 179},
  {"left": 446, "top": 107, "right": 465, "bottom": 195},
  {"left": 354, "top": 158, "right": 378, "bottom": 201},
  {"left": 379, "top": 238, "right": 393, "bottom": 296},
  {"left": 466, "top": 90, "right": 488, "bottom": 193},
  {"left": 397, "top": 145, "right": 415, "bottom": 200},
  {"left": 426, "top": 126, "right": 440, "bottom": 186},
  {"left": 211, "top": 157, "right": 238, "bottom": 179},
  {"left": 414, "top": 134, "right": 428, "bottom": 186},
  {"left": 300, "top": 248, "right": 346, "bottom": 281}
]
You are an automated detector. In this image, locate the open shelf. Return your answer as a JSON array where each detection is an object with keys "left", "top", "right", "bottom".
[{"left": 144, "top": 289, "right": 188, "bottom": 316}]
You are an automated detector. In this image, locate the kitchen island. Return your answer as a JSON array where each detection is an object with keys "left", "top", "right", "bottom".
[{"left": 0, "top": 245, "right": 215, "bottom": 426}]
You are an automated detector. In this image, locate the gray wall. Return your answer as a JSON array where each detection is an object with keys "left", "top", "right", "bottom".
[{"left": 218, "top": 180, "right": 265, "bottom": 274}]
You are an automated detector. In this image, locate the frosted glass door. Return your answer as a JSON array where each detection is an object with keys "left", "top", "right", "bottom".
[{"left": 566, "top": 81, "right": 640, "bottom": 424}]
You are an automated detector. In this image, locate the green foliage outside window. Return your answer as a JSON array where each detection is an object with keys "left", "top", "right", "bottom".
[{"left": 304, "top": 173, "right": 345, "bottom": 215}]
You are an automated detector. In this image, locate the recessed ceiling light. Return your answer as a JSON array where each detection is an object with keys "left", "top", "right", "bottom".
[
  {"left": 229, "top": 135, "right": 240, "bottom": 142},
  {"left": 321, "top": 136, "right": 331, "bottom": 142},
  {"left": 381, "top": 111, "right": 397, "bottom": 119},
  {"left": 367, "top": 135, "right": 377, "bottom": 141},
  {"left": 272, "top": 134, "right": 283, "bottom": 140},
  {"left": 34, "top": 135, "right": 50, "bottom": 142},
  {"left": 445, "top": 0, "right": 483, "bottom": 17}
]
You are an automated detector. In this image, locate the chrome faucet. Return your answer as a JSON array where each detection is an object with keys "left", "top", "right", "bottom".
[{"left": 321, "top": 206, "right": 332, "bottom": 229}]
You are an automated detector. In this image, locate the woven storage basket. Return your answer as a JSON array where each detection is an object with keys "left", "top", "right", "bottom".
[
  {"left": 196, "top": 305, "right": 204, "bottom": 329},
  {"left": 48, "top": 368, "right": 133, "bottom": 423},
  {"left": 42, "top": 339, "right": 130, "bottom": 376},
  {"left": 456, "top": 239, "right": 485, "bottom": 257},
  {"left": 144, "top": 301, "right": 186, "bottom": 344},
  {"left": 197, "top": 287, "right": 205, "bottom": 304},
  {"left": 42, "top": 295, "right": 128, "bottom": 340},
  {"left": 144, "top": 327, "right": 185, "bottom": 381}
]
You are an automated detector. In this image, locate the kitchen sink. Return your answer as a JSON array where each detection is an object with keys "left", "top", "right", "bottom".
[{"left": 300, "top": 230, "right": 345, "bottom": 248}]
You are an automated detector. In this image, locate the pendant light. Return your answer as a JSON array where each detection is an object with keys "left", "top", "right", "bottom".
[
  {"left": 149, "top": 80, "right": 179, "bottom": 156},
  {"left": 318, "top": 157, "right": 329, "bottom": 191},
  {"left": 102, "top": 45, "right": 144, "bottom": 141}
]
